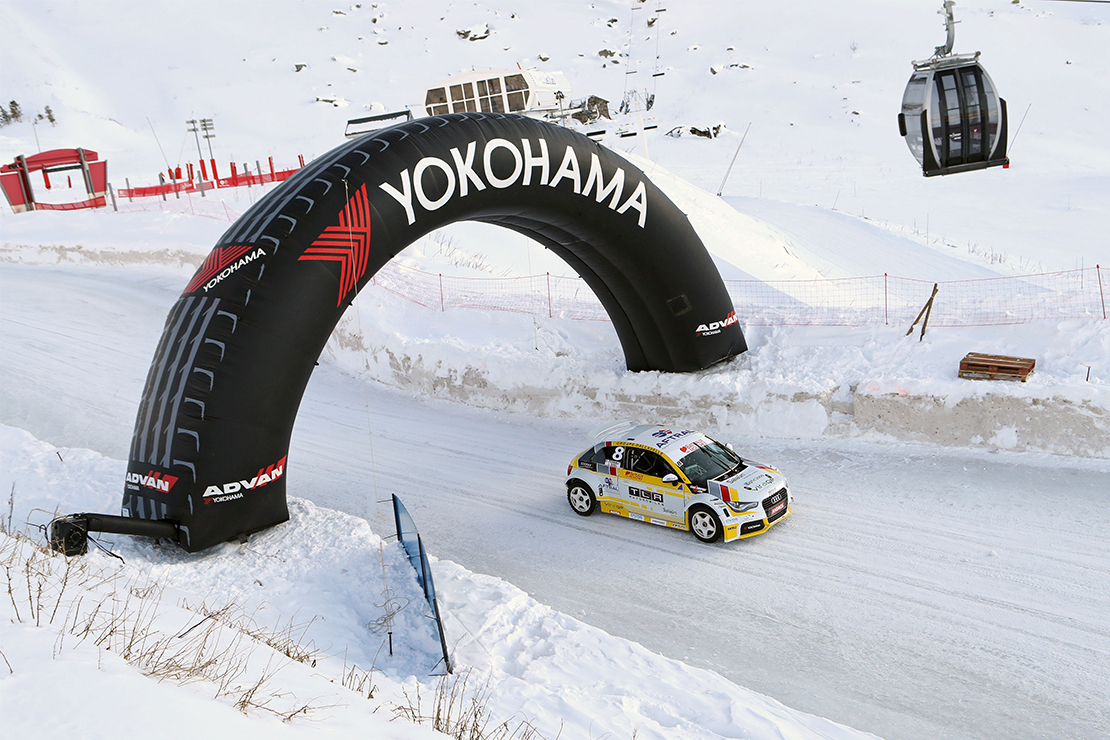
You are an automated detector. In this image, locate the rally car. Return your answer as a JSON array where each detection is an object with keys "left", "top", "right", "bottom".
[{"left": 565, "top": 421, "right": 792, "bottom": 543}]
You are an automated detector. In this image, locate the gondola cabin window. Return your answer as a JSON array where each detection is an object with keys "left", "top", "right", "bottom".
[
  {"left": 425, "top": 87, "right": 449, "bottom": 116},
  {"left": 928, "top": 65, "right": 1000, "bottom": 168},
  {"left": 960, "top": 69, "right": 984, "bottom": 158},
  {"left": 505, "top": 74, "right": 530, "bottom": 112},
  {"left": 449, "top": 83, "right": 477, "bottom": 113},
  {"left": 901, "top": 73, "right": 929, "bottom": 166},
  {"left": 935, "top": 72, "right": 964, "bottom": 161},
  {"left": 424, "top": 73, "right": 537, "bottom": 116},
  {"left": 476, "top": 77, "right": 504, "bottom": 112}
]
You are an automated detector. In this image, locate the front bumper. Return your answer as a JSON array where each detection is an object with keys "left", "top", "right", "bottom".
[{"left": 720, "top": 489, "right": 792, "bottom": 542}]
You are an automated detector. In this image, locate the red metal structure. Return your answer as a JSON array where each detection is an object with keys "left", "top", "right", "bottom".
[{"left": 0, "top": 148, "right": 108, "bottom": 212}]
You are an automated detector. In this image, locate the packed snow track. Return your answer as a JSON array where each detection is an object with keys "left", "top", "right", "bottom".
[{"left": 2, "top": 263, "right": 1107, "bottom": 740}]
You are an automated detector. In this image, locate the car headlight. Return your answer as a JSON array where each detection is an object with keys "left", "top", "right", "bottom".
[{"left": 725, "top": 500, "right": 759, "bottom": 514}]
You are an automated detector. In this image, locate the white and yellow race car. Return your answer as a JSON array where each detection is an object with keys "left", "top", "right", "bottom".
[{"left": 565, "top": 421, "right": 792, "bottom": 543}]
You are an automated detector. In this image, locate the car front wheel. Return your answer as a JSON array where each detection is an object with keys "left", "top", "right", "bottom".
[
  {"left": 689, "top": 506, "right": 722, "bottom": 543},
  {"left": 567, "top": 482, "right": 598, "bottom": 516}
]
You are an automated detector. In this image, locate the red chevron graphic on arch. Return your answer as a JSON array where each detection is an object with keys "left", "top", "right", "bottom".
[
  {"left": 183, "top": 244, "right": 257, "bottom": 294},
  {"left": 298, "top": 183, "right": 372, "bottom": 307}
]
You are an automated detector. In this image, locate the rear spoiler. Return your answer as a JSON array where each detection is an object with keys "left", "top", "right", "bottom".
[{"left": 589, "top": 419, "right": 640, "bottom": 441}]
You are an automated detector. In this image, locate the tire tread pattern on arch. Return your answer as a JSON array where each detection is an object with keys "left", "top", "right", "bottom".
[{"left": 123, "top": 113, "right": 746, "bottom": 552}]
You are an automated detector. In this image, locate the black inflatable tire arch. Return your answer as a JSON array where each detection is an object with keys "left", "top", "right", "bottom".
[{"left": 123, "top": 113, "right": 746, "bottom": 552}]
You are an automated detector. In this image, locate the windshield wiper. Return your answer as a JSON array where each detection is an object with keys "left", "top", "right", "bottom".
[{"left": 722, "top": 459, "right": 746, "bottom": 478}]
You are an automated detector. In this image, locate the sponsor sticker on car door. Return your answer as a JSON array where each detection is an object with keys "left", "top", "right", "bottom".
[{"left": 621, "top": 448, "right": 685, "bottom": 524}]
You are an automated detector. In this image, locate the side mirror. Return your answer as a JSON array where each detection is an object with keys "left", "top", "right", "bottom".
[
  {"left": 726, "top": 443, "right": 734, "bottom": 451},
  {"left": 662, "top": 473, "right": 678, "bottom": 484}
]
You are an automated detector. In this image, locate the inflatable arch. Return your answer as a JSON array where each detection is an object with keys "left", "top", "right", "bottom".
[{"left": 123, "top": 113, "right": 747, "bottom": 552}]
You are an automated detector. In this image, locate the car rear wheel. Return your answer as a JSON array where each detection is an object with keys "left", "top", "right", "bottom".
[
  {"left": 567, "top": 482, "right": 597, "bottom": 516},
  {"left": 689, "top": 506, "right": 722, "bottom": 543}
]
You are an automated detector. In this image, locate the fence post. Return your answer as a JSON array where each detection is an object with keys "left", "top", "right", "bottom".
[
  {"left": 125, "top": 177, "right": 132, "bottom": 202},
  {"left": 439, "top": 274, "right": 445, "bottom": 312},
  {"left": 1098, "top": 265, "right": 1106, "bottom": 320},
  {"left": 547, "top": 272, "right": 553, "bottom": 318},
  {"left": 906, "top": 283, "right": 938, "bottom": 341}
]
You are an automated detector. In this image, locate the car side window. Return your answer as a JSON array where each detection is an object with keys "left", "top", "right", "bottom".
[
  {"left": 576, "top": 446, "right": 603, "bottom": 471},
  {"left": 578, "top": 447, "right": 602, "bottom": 465},
  {"left": 603, "top": 445, "right": 627, "bottom": 467},
  {"left": 630, "top": 449, "right": 671, "bottom": 479}
]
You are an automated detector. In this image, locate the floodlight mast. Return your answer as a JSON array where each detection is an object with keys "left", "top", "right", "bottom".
[
  {"left": 201, "top": 118, "right": 215, "bottom": 159},
  {"left": 186, "top": 118, "right": 216, "bottom": 159},
  {"left": 186, "top": 119, "right": 204, "bottom": 161}
]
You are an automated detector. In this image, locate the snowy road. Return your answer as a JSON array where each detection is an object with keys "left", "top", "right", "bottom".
[{"left": 3, "top": 262, "right": 1108, "bottom": 740}]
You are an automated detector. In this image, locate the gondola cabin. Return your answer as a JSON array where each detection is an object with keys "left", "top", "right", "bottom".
[
  {"left": 899, "top": 54, "right": 1009, "bottom": 177},
  {"left": 898, "top": 2, "right": 1009, "bottom": 177}
]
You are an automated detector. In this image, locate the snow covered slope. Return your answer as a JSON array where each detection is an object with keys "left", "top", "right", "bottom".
[{"left": 2, "top": 2, "right": 1108, "bottom": 739}]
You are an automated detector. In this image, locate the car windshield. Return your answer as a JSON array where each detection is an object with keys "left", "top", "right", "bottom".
[{"left": 675, "top": 439, "right": 742, "bottom": 488}]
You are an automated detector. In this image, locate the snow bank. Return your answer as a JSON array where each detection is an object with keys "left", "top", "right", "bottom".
[
  {"left": 0, "top": 424, "right": 877, "bottom": 740},
  {"left": 322, "top": 301, "right": 1110, "bottom": 458},
  {"left": 5, "top": 201, "right": 1107, "bottom": 459}
]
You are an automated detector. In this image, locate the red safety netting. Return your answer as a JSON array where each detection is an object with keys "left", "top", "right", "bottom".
[
  {"left": 371, "top": 267, "right": 610, "bottom": 320},
  {"left": 36, "top": 191, "right": 1102, "bottom": 328},
  {"left": 369, "top": 263, "right": 1109, "bottom": 327},
  {"left": 29, "top": 196, "right": 107, "bottom": 212},
  {"left": 113, "top": 195, "right": 243, "bottom": 222}
]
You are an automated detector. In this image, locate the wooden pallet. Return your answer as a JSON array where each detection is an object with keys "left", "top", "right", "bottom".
[{"left": 958, "top": 353, "right": 1036, "bottom": 382}]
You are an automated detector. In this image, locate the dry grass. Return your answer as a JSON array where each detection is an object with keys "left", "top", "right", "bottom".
[
  {"left": 1, "top": 523, "right": 330, "bottom": 721},
  {"left": 1, "top": 517, "right": 560, "bottom": 738},
  {"left": 394, "top": 668, "right": 551, "bottom": 740}
]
